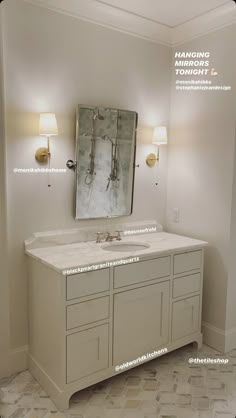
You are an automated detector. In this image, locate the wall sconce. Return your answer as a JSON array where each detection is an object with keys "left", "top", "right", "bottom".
[
  {"left": 146, "top": 126, "right": 168, "bottom": 167},
  {"left": 35, "top": 113, "right": 58, "bottom": 163}
]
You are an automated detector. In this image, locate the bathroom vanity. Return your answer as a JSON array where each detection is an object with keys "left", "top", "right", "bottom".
[{"left": 26, "top": 230, "right": 207, "bottom": 410}]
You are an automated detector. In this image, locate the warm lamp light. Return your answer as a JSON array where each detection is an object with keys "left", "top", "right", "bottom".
[
  {"left": 146, "top": 126, "right": 168, "bottom": 167},
  {"left": 35, "top": 113, "right": 58, "bottom": 164},
  {"left": 152, "top": 126, "right": 167, "bottom": 145},
  {"left": 39, "top": 113, "right": 58, "bottom": 136}
]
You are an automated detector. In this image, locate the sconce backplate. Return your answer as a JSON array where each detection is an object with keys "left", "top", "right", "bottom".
[
  {"left": 35, "top": 147, "right": 49, "bottom": 164},
  {"left": 146, "top": 152, "right": 158, "bottom": 167}
]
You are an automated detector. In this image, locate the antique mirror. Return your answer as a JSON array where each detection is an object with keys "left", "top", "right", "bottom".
[{"left": 74, "top": 105, "right": 137, "bottom": 219}]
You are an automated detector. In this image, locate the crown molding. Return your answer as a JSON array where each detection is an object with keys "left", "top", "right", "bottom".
[
  {"left": 172, "top": 2, "right": 236, "bottom": 46},
  {"left": 23, "top": 0, "right": 172, "bottom": 46},
  {"left": 24, "top": 0, "right": 236, "bottom": 47}
]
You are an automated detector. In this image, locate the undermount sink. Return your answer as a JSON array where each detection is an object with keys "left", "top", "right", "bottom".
[{"left": 102, "top": 241, "right": 150, "bottom": 252}]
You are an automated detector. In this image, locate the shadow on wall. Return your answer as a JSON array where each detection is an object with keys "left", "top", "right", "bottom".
[{"left": 202, "top": 246, "right": 228, "bottom": 334}]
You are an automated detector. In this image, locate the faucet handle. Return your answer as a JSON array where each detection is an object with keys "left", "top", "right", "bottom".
[
  {"left": 96, "top": 232, "right": 104, "bottom": 243},
  {"left": 105, "top": 232, "right": 112, "bottom": 242},
  {"left": 116, "top": 230, "right": 122, "bottom": 241}
]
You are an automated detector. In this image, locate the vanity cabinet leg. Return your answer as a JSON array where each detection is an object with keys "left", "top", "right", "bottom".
[
  {"left": 193, "top": 333, "right": 203, "bottom": 351},
  {"left": 54, "top": 393, "right": 71, "bottom": 412}
]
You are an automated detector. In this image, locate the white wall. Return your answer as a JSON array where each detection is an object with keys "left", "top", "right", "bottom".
[
  {"left": 2, "top": 0, "right": 171, "bottom": 359},
  {"left": 226, "top": 127, "right": 236, "bottom": 337},
  {"left": 0, "top": 7, "right": 11, "bottom": 377},
  {"left": 166, "top": 24, "right": 236, "bottom": 352},
  {"left": 3, "top": 1, "right": 236, "bottom": 371}
]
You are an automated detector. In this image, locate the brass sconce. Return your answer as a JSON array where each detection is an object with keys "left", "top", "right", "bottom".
[
  {"left": 35, "top": 113, "right": 58, "bottom": 163},
  {"left": 146, "top": 126, "right": 168, "bottom": 167}
]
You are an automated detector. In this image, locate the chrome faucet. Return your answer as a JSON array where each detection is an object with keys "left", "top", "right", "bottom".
[
  {"left": 96, "top": 232, "right": 104, "bottom": 243},
  {"left": 105, "top": 231, "right": 122, "bottom": 242},
  {"left": 96, "top": 230, "right": 122, "bottom": 243}
]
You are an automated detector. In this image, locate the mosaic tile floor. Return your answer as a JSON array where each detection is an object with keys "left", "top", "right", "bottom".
[{"left": 1, "top": 343, "right": 236, "bottom": 418}]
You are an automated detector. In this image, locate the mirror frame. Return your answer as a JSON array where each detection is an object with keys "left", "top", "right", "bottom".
[{"left": 74, "top": 104, "right": 138, "bottom": 220}]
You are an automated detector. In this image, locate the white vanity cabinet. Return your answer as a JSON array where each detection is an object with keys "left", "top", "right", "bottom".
[{"left": 28, "top": 247, "right": 204, "bottom": 411}]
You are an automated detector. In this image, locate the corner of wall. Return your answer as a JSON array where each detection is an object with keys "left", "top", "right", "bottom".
[
  {"left": 202, "top": 321, "right": 236, "bottom": 354},
  {"left": 10, "top": 346, "right": 29, "bottom": 374}
]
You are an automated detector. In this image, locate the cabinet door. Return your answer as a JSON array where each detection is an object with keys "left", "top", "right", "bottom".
[
  {"left": 113, "top": 281, "right": 169, "bottom": 365},
  {"left": 67, "top": 324, "right": 109, "bottom": 383},
  {"left": 172, "top": 296, "right": 200, "bottom": 341}
]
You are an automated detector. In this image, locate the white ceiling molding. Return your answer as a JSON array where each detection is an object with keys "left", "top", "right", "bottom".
[
  {"left": 24, "top": 0, "right": 236, "bottom": 47},
  {"left": 172, "top": 2, "right": 236, "bottom": 46},
  {"left": 23, "top": 0, "right": 172, "bottom": 46}
]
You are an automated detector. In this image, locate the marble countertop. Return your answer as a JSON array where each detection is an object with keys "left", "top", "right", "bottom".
[{"left": 25, "top": 232, "right": 208, "bottom": 274}]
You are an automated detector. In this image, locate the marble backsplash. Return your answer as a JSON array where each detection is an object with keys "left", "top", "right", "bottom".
[{"left": 25, "top": 220, "right": 162, "bottom": 251}]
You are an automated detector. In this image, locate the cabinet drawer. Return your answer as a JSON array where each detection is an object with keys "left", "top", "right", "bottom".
[
  {"left": 173, "top": 250, "right": 202, "bottom": 275},
  {"left": 114, "top": 256, "right": 171, "bottom": 289},
  {"left": 173, "top": 273, "right": 201, "bottom": 298},
  {"left": 67, "top": 324, "right": 109, "bottom": 383},
  {"left": 66, "top": 296, "right": 109, "bottom": 330},
  {"left": 172, "top": 296, "right": 200, "bottom": 341},
  {"left": 66, "top": 269, "right": 110, "bottom": 300}
]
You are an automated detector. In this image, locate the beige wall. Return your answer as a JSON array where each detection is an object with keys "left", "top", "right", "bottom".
[
  {"left": 166, "top": 24, "right": 236, "bottom": 351},
  {"left": 2, "top": 0, "right": 171, "bottom": 354}
]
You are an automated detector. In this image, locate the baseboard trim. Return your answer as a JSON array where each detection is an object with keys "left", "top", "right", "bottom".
[
  {"left": 0, "top": 356, "right": 11, "bottom": 379},
  {"left": 202, "top": 321, "right": 236, "bottom": 353},
  {"left": 10, "top": 345, "right": 28, "bottom": 374},
  {"left": 224, "top": 326, "right": 236, "bottom": 353},
  {"left": 202, "top": 321, "right": 226, "bottom": 353}
]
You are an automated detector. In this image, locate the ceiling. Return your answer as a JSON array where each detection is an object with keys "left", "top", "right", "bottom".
[{"left": 24, "top": 0, "right": 236, "bottom": 46}]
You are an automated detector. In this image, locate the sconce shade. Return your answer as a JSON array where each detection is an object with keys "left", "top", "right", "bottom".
[
  {"left": 39, "top": 113, "right": 58, "bottom": 136},
  {"left": 153, "top": 126, "right": 167, "bottom": 145}
]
